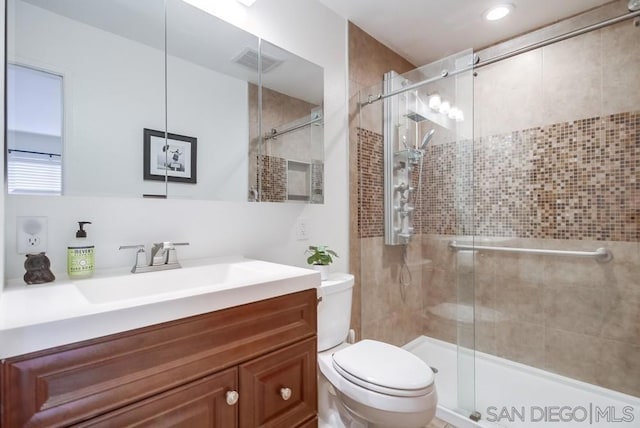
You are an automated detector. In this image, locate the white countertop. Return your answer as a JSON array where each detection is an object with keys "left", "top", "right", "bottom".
[{"left": 0, "top": 257, "right": 320, "bottom": 358}]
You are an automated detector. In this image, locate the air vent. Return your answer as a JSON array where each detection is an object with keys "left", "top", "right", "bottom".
[{"left": 232, "top": 47, "right": 283, "bottom": 73}]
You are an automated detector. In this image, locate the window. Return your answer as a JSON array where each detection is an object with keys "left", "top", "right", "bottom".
[{"left": 7, "top": 64, "right": 63, "bottom": 195}]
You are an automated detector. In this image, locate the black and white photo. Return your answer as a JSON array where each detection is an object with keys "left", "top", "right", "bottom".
[{"left": 143, "top": 128, "right": 197, "bottom": 184}]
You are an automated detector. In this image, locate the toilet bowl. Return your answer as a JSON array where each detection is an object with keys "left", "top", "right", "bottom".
[{"left": 317, "top": 274, "right": 437, "bottom": 428}]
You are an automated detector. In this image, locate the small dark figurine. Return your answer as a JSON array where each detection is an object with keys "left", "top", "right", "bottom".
[{"left": 24, "top": 252, "right": 56, "bottom": 285}]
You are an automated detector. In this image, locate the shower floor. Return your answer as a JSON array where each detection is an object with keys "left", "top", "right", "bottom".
[{"left": 404, "top": 336, "right": 640, "bottom": 428}]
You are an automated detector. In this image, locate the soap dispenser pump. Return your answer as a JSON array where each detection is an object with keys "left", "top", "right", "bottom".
[{"left": 67, "top": 221, "right": 95, "bottom": 279}]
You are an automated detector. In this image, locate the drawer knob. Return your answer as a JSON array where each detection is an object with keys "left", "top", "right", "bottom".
[
  {"left": 280, "top": 387, "right": 292, "bottom": 401},
  {"left": 226, "top": 390, "right": 239, "bottom": 406}
]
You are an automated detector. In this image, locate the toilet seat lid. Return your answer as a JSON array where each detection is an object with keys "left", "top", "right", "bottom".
[{"left": 332, "top": 340, "right": 434, "bottom": 397}]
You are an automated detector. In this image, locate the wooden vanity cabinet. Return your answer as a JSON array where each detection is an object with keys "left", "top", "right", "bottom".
[{"left": 0, "top": 289, "right": 318, "bottom": 428}]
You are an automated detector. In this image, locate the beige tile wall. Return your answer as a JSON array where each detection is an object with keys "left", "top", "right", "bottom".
[
  {"left": 349, "top": 23, "right": 416, "bottom": 338},
  {"left": 360, "top": 236, "right": 427, "bottom": 347},
  {"left": 422, "top": 235, "right": 640, "bottom": 397},
  {"left": 248, "top": 84, "right": 321, "bottom": 201},
  {"left": 475, "top": 20, "right": 640, "bottom": 138}
]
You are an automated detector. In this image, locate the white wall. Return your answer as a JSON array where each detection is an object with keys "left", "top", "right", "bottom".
[
  {"left": 9, "top": 1, "right": 249, "bottom": 200},
  {"left": 166, "top": 56, "right": 249, "bottom": 201},
  {"left": 3, "top": 0, "right": 348, "bottom": 280}
]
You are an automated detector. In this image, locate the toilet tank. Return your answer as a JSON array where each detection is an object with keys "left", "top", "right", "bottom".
[{"left": 317, "top": 273, "right": 354, "bottom": 352}]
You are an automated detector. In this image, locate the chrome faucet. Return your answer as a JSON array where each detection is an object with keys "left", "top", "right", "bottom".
[
  {"left": 120, "top": 242, "right": 189, "bottom": 273},
  {"left": 150, "top": 242, "right": 189, "bottom": 266}
]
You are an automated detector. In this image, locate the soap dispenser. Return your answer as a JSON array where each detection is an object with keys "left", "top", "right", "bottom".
[{"left": 67, "top": 221, "right": 95, "bottom": 279}]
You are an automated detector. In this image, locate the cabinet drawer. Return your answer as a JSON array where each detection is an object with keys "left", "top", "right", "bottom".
[
  {"left": 2, "top": 289, "right": 316, "bottom": 428},
  {"left": 239, "top": 337, "right": 317, "bottom": 428},
  {"left": 74, "top": 368, "right": 238, "bottom": 428}
]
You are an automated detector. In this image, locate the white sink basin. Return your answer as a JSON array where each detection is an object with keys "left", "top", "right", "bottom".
[
  {"left": 1, "top": 257, "right": 319, "bottom": 358},
  {"left": 75, "top": 258, "right": 310, "bottom": 304}
]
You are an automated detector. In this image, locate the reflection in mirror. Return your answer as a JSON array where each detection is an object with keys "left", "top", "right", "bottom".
[
  {"left": 6, "top": 0, "right": 324, "bottom": 203},
  {"left": 7, "top": 0, "right": 168, "bottom": 197},
  {"left": 6, "top": 64, "right": 63, "bottom": 195},
  {"left": 249, "top": 41, "right": 324, "bottom": 203},
  {"left": 166, "top": 0, "right": 258, "bottom": 200}
]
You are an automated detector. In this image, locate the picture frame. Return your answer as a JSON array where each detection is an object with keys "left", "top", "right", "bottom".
[{"left": 143, "top": 128, "right": 197, "bottom": 184}]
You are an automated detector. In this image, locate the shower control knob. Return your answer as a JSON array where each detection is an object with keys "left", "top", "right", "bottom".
[{"left": 394, "top": 182, "right": 407, "bottom": 192}]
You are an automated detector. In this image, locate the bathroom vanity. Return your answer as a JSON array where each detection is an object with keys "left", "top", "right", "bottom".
[{"left": 0, "top": 259, "right": 319, "bottom": 427}]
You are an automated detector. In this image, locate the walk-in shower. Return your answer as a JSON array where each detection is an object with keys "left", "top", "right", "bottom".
[{"left": 355, "top": 4, "right": 640, "bottom": 428}]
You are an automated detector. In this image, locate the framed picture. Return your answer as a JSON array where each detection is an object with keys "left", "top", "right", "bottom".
[{"left": 143, "top": 128, "right": 197, "bottom": 184}]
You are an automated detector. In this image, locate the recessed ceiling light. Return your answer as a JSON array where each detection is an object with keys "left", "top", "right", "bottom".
[
  {"left": 236, "top": 0, "right": 257, "bottom": 6},
  {"left": 484, "top": 4, "right": 514, "bottom": 21}
]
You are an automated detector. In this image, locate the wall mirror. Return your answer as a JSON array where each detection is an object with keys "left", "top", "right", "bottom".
[
  {"left": 249, "top": 41, "right": 324, "bottom": 203},
  {"left": 5, "top": 0, "right": 324, "bottom": 203}
]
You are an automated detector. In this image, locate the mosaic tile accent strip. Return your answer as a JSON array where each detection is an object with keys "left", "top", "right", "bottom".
[
  {"left": 357, "top": 128, "right": 384, "bottom": 238},
  {"left": 358, "top": 111, "right": 639, "bottom": 242},
  {"left": 257, "top": 155, "right": 286, "bottom": 202},
  {"left": 470, "top": 111, "right": 638, "bottom": 241},
  {"left": 421, "top": 139, "right": 474, "bottom": 236}
]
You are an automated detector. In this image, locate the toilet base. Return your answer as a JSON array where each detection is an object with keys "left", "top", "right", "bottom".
[
  {"left": 319, "top": 370, "right": 437, "bottom": 428},
  {"left": 319, "top": 372, "right": 368, "bottom": 428},
  {"left": 338, "top": 388, "right": 436, "bottom": 428}
]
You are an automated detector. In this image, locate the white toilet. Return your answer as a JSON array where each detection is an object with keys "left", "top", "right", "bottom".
[{"left": 317, "top": 273, "right": 437, "bottom": 428}]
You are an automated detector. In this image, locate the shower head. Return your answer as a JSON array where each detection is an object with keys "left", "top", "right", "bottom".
[
  {"left": 405, "top": 111, "right": 428, "bottom": 122},
  {"left": 420, "top": 129, "right": 436, "bottom": 150},
  {"left": 629, "top": 0, "right": 640, "bottom": 11}
]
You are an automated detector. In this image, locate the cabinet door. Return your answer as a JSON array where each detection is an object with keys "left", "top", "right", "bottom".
[
  {"left": 75, "top": 368, "right": 238, "bottom": 428},
  {"left": 239, "top": 338, "right": 317, "bottom": 428}
]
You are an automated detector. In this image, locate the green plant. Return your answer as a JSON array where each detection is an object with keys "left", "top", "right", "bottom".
[{"left": 305, "top": 245, "right": 338, "bottom": 266}]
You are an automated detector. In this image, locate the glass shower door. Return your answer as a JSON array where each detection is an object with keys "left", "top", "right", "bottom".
[{"left": 356, "top": 48, "right": 477, "bottom": 421}]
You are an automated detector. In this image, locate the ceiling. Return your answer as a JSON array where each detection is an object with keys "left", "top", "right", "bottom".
[{"left": 317, "top": 0, "right": 615, "bottom": 65}]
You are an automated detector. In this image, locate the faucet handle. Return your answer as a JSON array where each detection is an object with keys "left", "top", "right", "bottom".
[
  {"left": 151, "top": 242, "right": 189, "bottom": 265},
  {"left": 119, "top": 244, "right": 145, "bottom": 252},
  {"left": 119, "top": 245, "right": 147, "bottom": 273},
  {"left": 167, "top": 242, "right": 189, "bottom": 264},
  {"left": 152, "top": 241, "right": 189, "bottom": 249}
]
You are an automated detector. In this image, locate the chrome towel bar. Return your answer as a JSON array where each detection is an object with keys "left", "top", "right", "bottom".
[{"left": 449, "top": 241, "right": 613, "bottom": 263}]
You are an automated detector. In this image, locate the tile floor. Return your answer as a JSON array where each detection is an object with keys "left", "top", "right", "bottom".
[{"left": 427, "top": 417, "right": 457, "bottom": 428}]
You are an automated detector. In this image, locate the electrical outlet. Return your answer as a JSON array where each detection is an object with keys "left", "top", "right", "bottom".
[
  {"left": 295, "top": 218, "right": 309, "bottom": 241},
  {"left": 17, "top": 216, "right": 48, "bottom": 254}
]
